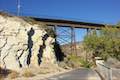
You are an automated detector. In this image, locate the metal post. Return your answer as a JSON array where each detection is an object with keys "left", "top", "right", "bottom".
[
  {"left": 87, "top": 28, "right": 89, "bottom": 36},
  {"left": 71, "top": 27, "right": 77, "bottom": 55},
  {"left": 87, "top": 28, "right": 92, "bottom": 36},
  {"left": 86, "top": 28, "right": 90, "bottom": 61},
  {"left": 17, "top": 0, "right": 21, "bottom": 16},
  {"left": 108, "top": 68, "right": 112, "bottom": 80},
  {"left": 54, "top": 25, "right": 57, "bottom": 42},
  {"left": 71, "top": 27, "right": 73, "bottom": 55},
  {"left": 73, "top": 27, "right": 77, "bottom": 56},
  {"left": 110, "top": 69, "right": 112, "bottom": 80}
]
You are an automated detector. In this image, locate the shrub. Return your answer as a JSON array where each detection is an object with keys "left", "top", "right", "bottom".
[
  {"left": 66, "top": 54, "right": 93, "bottom": 68},
  {"left": 8, "top": 71, "right": 19, "bottom": 79},
  {"left": 0, "top": 67, "right": 8, "bottom": 79},
  {"left": 0, "top": 74, "right": 4, "bottom": 80},
  {"left": 22, "top": 69, "right": 35, "bottom": 77},
  {"left": 38, "top": 69, "right": 51, "bottom": 74},
  {"left": 0, "top": 67, "right": 18, "bottom": 79},
  {"left": 79, "top": 58, "right": 93, "bottom": 68},
  {"left": 84, "top": 25, "right": 120, "bottom": 61},
  {"left": 44, "top": 26, "right": 56, "bottom": 38}
]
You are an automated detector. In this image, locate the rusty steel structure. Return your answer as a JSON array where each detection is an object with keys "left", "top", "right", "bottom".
[{"left": 33, "top": 17, "right": 105, "bottom": 55}]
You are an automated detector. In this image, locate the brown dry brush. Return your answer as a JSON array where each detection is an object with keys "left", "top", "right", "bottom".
[{"left": 0, "top": 67, "right": 19, "bottom": 79}]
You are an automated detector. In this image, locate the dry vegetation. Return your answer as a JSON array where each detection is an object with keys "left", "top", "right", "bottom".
[
  {"left": 0, "top": 67, "right": 19, "bottom": 79},
  {"left": 0, "top": 71, "right": 4, "bottom": 80},
  {"left": 7, "top": 71, "right": 19, "bottom": 79},
  {"left": 37, "top": 67, "right": 56, "bottom": 74},
  {"left": 22, "top": 69, "right": 35, "bottom": 77},
  {"left": 0, "top": 11, "right": 13, "bottom": 17}
]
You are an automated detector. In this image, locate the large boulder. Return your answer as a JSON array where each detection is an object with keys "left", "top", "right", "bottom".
[{"left": 0, "top": 12, "right": 57, "bottom": 72}]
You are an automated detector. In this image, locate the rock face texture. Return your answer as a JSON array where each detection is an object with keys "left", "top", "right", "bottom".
[{"left": 0, "top": 12, "right": 57, "bottom": 71}]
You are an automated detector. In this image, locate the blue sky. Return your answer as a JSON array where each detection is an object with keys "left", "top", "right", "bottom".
[
  {"left": 0, "top": 0, "right": 120, "bottom": 42},
  {"left": 0, "top": 0, "right": 120, "bottom": 24}
]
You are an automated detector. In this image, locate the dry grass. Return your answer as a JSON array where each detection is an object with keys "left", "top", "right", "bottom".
[
  {"left": 0, "top": 67, "right": 7, "bottom": 80},
  {"left": 0, "top": 74, "right": 4, "bottom": 80},
  {"left": 38, "top": 69, "right": 51, "bottom": 74},
  {"left": 0, "top": 11, "right": 13, "bottom": 17},
  {"left": 8, "top": 71, "right": 19, "bottom": 79},
  {"left": 0, "top": 67, "right": 10, "bottom": 79},
  {"left": 22, "top": 69, "right": 35, "bottom": 77},
  {"left": 0, "top": 67, "right": 19, "bottom": 79}
]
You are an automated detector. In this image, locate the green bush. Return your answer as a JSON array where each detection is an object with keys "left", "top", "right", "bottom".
[
  {"left": 79, "top": 58, "right": 93, "bottom": 68},
  {"left": 66, "top": 54, "right": 93, "bottom": 68},
  {"left": 44, "top": 27, "right": 56, "bottom": 38},
  {"left": 84, "top": 25, "right": 120, "bottom": 61}
]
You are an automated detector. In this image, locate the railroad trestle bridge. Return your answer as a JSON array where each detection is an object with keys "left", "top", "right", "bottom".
[{"left": 33, "top": 17, "right": 106, "bottom": 55}]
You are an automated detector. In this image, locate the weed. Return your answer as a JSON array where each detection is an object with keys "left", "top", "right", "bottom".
[
  {"left": 22, "top": 69, "right": 35, "bottom": 77},
  {"left": 8, "top": 71, "right": 19, "bottom": 79}
]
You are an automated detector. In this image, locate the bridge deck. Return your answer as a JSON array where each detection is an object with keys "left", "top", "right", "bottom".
[{"left": 33, "top": 17, "right": 105, "bottom": 29}]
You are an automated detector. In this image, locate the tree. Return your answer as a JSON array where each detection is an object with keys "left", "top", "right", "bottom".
[{"left": 84, "top": 25, "right": 120, "bottom": 61}]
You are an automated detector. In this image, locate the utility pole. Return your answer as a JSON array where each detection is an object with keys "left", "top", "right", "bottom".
[{"left": 17, "top": 0, "right": 21, "bottom": 16}]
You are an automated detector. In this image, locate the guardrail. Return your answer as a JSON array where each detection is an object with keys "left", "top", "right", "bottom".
[
  {"left": 96, "top": 60, "right": 120, "bottom": 80},
  {"left": 97, "top": 63, "right": 112, "bottom": 80}
]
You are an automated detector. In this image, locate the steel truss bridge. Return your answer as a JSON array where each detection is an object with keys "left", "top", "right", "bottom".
[{"left": 33, "top": 17, "right": 106, "bottom": 55}]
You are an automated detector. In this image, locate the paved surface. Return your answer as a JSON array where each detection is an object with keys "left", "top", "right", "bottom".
[
  {"left": 112, "top": 69, "right": 120, "bottom": 80},
  {"left": 46, "top": 68, "right": 101, "bottom": 80}
]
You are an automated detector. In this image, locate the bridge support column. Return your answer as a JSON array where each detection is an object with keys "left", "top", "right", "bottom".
[
  {"left": 71, "top": 27, "right": 77, "bottom": 56},
  {"left": 87, "top": 28, "right": 97, "bottom": 36},
  {"left": 53, "top": 25, "right": 57, "bottom": 42},
  {"left": 86, "top": 28, "right": 91, "bottom": 36}
]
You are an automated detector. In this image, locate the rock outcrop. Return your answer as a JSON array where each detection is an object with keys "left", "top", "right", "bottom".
[{"left": 0, "top": 12, "right": 57, "bottom": 72}]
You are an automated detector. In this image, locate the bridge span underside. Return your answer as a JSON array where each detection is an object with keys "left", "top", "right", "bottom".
[{"left": 33, "top": 17, "right": 105, "bottom": 55}]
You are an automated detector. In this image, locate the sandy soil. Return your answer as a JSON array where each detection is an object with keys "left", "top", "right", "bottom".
[{"left": 3, "top": 69, "right": 72, "bottom": 80}]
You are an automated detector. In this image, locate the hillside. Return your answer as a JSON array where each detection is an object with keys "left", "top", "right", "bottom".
[{"left": 0, "top": 12, "right": 60, "bottom": 72}]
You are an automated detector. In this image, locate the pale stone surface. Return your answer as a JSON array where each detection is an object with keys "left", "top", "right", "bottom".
[
  {"left": 0, "top": 13, "right": 57, "bottom": 72},
  {"left": 42, "top": 37, "right": 56, "bottom": 64}
]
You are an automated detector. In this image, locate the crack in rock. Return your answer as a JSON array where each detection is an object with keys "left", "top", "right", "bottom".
[
  {"left": 0, "top": 38, "right": 7, "bottom": 59},
  {"left": 16, "top": 49, "right": 24, "bottom": 68},
  {"left": 2, "top": 44, "right": 15, "bottom": 69},
  {"left": 0, "top": 27, "right": 4, "bottom": 33},
  {"left": 0, "top": 38, "right": 7, "bottom": 49}
]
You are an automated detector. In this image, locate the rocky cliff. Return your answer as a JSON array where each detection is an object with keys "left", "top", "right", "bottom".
[{"left": 0, "top": 12, "right": 57, "bottom": 72}]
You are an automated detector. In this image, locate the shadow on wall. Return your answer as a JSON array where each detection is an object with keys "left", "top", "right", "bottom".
[
  {"left": 27, "top": 28, "right": 35, "bottom": 66},
  {"left": 54, "top": 41, "right": 66, "bottom": 62}
]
